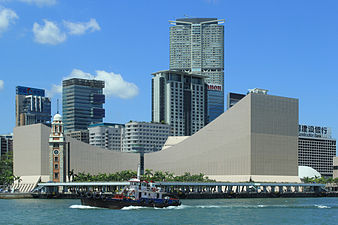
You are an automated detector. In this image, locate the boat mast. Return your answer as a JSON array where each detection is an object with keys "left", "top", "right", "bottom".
[{"left": 137, "top": 164, "right": 141, "bottom": 180}]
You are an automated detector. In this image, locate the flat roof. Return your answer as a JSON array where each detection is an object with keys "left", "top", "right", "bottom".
[
  {"left": 169, "top": 18, "right": 225, "bottom": 25},
  {"left": 152, "top": 69, "right": 208, "bottom": 78}
]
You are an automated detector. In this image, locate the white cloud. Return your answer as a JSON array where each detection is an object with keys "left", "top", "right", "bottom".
[
  {"left": 95, "top": 70, "right": 139, "bottom": 99},
  {"left": 32, "top": 19, "right": 66, "bottom": 45},
  {"left": 0, "top": 6, "right": 18, "bottom": 36},
  {"left": 18, "top": 0, "right": 57, "bottom": 7},
  {"left": 46, "top": 83, "right": 61, "bottom": 97},
  {"left": 0, "top": 80, "right": 4, "bottom": 90},
  {"left": 49, "top": 69, "right": 139, "bottom": 99},
  {"left": 63, "top": 18, "right": 100, "bottom": 35}
]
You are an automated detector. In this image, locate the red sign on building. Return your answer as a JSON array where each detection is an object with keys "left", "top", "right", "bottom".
[{"left": 207, "top": 84, "right": 222, "bottom": 91}]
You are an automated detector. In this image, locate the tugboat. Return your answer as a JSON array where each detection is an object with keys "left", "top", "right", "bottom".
[{"left": 80, "top": 178, "right": 181, "bottom": 209}]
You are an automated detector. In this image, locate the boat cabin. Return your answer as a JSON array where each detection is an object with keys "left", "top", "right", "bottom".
[{"left": 120, "top": 178, "right": 165, "bottom": 200}]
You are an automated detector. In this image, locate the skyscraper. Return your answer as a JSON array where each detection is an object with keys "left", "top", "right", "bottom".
[
  {"left": 62, "top": 78, "right": 105, "bottom": 132},
  {"left": 15, "top": 86, "right": 51, "bottom": 126},
  {"left": 152, "top": 70, "right": 207, "bottom": 136},
  {"left": 169, "top": 18, "right": 224, "bottom": 123}
]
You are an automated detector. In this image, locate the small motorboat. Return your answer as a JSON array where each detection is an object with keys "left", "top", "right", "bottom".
[{"left": 79, "top": 178, "right": 181, "bottom": 209}]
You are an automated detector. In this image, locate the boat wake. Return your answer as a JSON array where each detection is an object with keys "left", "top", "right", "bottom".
[
  {"left": 69, "top": 205, "right": 100, "bottom": 209},
  {"left": 71, "top": 204, "right": 334, "bottom": 210},
  {"left": 167, "top": 204, "right": 334, "bottom": 209},
  {"left": 121, "top": 205, "right": 189, "bottom": 210},
  {"left": 121, "top": 206, "right": 149, "bottom": 210},
  {"left": 315, "top": 205, "right": 331, "bottom": 209},
  {"left": 158, "top": 205, "right": 190, "bottom": 210}
]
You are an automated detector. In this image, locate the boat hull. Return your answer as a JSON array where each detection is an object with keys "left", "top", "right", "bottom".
[{"left": 81, "top": 197, "right": 181, "bottom": 209}]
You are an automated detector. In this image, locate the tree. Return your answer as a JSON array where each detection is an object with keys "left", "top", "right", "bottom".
[
  {"left": 0, "top": 152, "right": 20, "bottom": 186},
  {"left": 71, "top": 170, "right": 216, "bottom": 183}
]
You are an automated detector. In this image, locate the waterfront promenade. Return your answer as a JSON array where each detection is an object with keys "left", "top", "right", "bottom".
[{"left": 25, "top": 181, "right": 338, "bottom": 199}]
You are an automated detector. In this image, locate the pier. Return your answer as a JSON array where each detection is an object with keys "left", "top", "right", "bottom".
[{"left": 34, "top": 181, "right": 334, "bottom": 199}]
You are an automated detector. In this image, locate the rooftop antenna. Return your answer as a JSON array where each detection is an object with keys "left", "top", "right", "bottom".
[{"left": 57, "top": 99, "right": 59, "bottom": 114}]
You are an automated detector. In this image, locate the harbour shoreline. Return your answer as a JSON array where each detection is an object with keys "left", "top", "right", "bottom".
[{"left": 2, "top": 191, "right": 338, "bottom": 199}]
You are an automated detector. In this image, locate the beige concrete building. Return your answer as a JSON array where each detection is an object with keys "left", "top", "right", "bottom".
[
  {"left": 334, "top": 157, "right": 338, "bottom": 179},
  {"left": 13, "top": 92, "right": 300, "bottom": 189},
  {"left": 145, "top": 92, "right": 299, "bottom": 182}
]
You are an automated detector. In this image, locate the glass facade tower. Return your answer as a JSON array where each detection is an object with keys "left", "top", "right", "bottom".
[
  {"left": 62, "top": 78, "right": 105, "bottom": 132},
  {"left": 15, "top": 86, "right": 51, "bottom": 126},
  {"left": 169, "top": 18, "right": 224, "bottom": 123}
]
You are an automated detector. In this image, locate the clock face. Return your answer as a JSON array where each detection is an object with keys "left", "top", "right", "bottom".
[{"left": 53, "top": 150, "right": 59, "bottom": 155}]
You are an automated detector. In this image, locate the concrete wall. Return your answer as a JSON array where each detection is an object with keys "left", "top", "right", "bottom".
[
  {"left": 14, "top": 124, "right": 139, "bottom": 178},
  {"left": 13, "top": 124, "right": 50, "bottom": 177},
  {"left": 250, "top": 94, "right": 298, "bottom": 176},
  {"left": 145, "top": 94, "right": 252, "bottom": 176},
  {"left": 69, "top": 137, "right": 139, "bottom": 174}
]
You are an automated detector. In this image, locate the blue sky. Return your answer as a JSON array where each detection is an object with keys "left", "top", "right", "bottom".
[{"left": 0, "top": 0, "right": 337, "bottom": 139}]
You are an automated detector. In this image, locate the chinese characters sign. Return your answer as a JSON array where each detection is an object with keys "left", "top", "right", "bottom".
[{"left": 299, "top": 125, "right": 331, "bottom": 139}]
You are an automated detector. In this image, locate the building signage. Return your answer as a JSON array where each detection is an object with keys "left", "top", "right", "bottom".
[
  {"left": 16, "top": 86, "right": 45, "bottom": 97},
  {"left": 207, "top": 84, "right": 222, "bottom": 91},
  {"left": 299, "top": 124, "right": 332, "bottom": 139}
]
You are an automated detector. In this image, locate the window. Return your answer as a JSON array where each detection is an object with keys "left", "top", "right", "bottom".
[
  {"left": 54, "top": 164, "right": 58, "bottom": 169},
  {"left": 54, "top": 157, "right": 59, "bottom": 162},
  {"left": 54, "top": 172, "right": 59, "bottom": 179}
]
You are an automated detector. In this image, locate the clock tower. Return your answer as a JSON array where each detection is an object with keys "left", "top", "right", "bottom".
[{"left": 49, "top": 113, "right": 66, "bottom": 182}]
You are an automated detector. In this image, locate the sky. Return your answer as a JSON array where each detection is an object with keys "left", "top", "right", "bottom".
[{"left": 0, "top": 0, "right": 337, "bottom": 139}]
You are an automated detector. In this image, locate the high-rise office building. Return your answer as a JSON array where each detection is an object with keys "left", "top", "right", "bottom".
[
  {"left": 62, "top": 78, "right": 105, "bottom": 132},
  {"left": 298, "top": 124, "right": 336, "bottom": 177},
  {"left": 88, "top": 123, "right": 124, "bottom": 151},
  {"left": 0, "top": 134, "right": 13, "bottom": 159},
  {"left": 15, "top": 86, "right": 51, "bottom": 126},
  {"left": 122, "top": 121, "right": 170, "bottom": 152},
  {"left": 227, "top": 92, "right": 246, "bottom": 109},
  {"left": 66, "top": 130, "right": 89, "bottom": 144},
  {"left": 152, "top": 70, "right": 207, "bottom": 136},
  {"left": 169, "top": 18, "right": 224, "bottom": 123}
]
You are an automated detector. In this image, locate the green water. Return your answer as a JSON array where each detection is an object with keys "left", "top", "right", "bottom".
[{"left": 0, "top": 198, "right": 337, "bottom": 224}]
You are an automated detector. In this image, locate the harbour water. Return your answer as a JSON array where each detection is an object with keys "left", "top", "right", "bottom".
[{"left": 1, "top": 198, "right": 337, "bottom": 224}]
